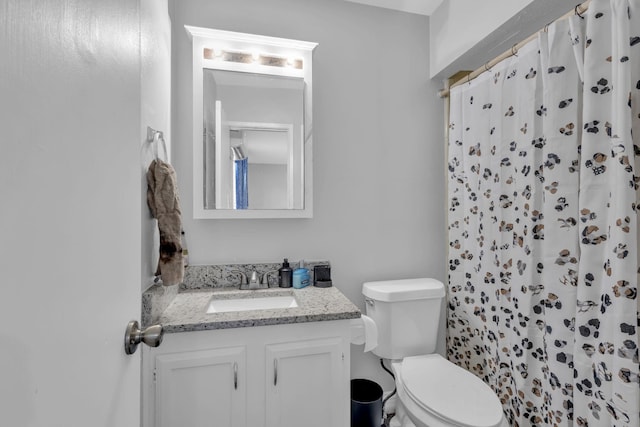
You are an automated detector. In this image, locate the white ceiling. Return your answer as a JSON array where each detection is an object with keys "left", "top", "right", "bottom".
[{"left": 344, "top": 0, "right": 445, "bottom": 16}]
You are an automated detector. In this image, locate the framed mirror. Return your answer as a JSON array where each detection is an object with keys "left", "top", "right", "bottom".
[{"left": 186, "top": 26, "right": 317, "bottom": 219}]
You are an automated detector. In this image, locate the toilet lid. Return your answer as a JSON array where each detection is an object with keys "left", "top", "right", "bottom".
[{"left": 401, "top": 354, "right": 504, "bottom": 427}]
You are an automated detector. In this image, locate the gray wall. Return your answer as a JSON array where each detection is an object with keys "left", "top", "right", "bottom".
[
  {"left": 170, "top": 0, "right": 445, "bottom": 389},
  {"left": 430, "top": 0, "right": 578, "bottom": 80}
]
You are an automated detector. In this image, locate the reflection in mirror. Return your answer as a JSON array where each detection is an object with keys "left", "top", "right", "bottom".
[
  {"left": 186, "top": 26, "right": 317, "bottom": 219},
  {"left": 203, "top": 70, "right": 304, "bottom": 210}
]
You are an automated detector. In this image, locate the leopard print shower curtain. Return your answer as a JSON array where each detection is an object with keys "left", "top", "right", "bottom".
[{"left": 446, "top": 0, "right": 640, "bottom": 425}]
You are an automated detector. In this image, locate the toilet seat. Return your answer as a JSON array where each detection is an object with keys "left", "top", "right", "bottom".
[{"left": 400, "top": 354, "right": 504, "bottom": 427}]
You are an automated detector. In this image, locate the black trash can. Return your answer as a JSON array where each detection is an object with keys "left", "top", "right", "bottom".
[{"left": 351, "top": 378, "right": 383, "bottom": 427}]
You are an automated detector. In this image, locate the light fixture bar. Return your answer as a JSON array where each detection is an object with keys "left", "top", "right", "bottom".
[{"left": 203, "top": 48, "right": 302, "bottom": 69}]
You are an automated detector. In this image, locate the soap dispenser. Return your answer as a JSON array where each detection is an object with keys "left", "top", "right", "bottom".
[
  {"left": 278, "top": 258, "right": 293, "bottom": 288},
  {"left": 292, "top": 260, "right": 310, "bottom": 289}
]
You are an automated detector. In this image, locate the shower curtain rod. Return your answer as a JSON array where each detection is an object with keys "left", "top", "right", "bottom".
[{"left": 438, "top": 0, "right": 591, "bottom": 99}]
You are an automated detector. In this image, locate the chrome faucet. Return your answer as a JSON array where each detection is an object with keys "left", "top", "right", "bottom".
[
  {"left": 248, "top": 271, "right": 260, "bottom": 289},
  {"left": 235, "top": 270, "right": 268, "bottom": 290}
]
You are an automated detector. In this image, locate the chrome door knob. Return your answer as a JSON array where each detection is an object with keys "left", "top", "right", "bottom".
[{"left": 124, "top": 320, "right": 164, "bottom": 355}]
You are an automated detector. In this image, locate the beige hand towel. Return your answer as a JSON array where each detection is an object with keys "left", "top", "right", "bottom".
[{"left": 147, "top": 159, "right": 184, "bottom": 286}]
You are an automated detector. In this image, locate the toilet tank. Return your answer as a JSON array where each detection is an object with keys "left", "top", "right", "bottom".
[{"left": 362, "top": 278, "right": 445, "bottom": 360}]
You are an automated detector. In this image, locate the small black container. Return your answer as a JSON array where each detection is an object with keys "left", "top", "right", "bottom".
[
  {"left": 351, "top": 379, "right": 383, "bottom": 427},
  {"left": 314, "top": 264, "right": 332, "bottom": 287},
  {"left": 278, "top": 258, "right": 293, "bottom": 288}
]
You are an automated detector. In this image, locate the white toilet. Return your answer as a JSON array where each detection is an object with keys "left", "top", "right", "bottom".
[{"left": 362, "top": 278, "right": 507, "bottom": 427}]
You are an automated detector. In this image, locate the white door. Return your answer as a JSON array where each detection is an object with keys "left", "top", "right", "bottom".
[
  {"left": 0, "top": 1, "right": 165, "bottom": 426},
  {"left": 215, "top": 101, "right": 233, "bottom": 209}
]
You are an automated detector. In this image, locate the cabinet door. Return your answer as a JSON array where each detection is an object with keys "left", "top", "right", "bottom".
[
  {"left": 265, "top": 337, "right": 346, "bottom": 427},
  {"left": 155, "top": 346, "right": 246, "bottom": 427}
]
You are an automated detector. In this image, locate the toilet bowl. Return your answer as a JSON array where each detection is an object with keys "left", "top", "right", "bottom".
[
  {"left": 361, "top": 278, "right": 507, "bottom": 427},
  {"left": 391, "top": 355, "right": 507, "bottom": 427}
]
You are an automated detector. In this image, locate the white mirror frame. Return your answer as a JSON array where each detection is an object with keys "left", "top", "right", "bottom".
[{"left": 186, "top": 26, "right": 317, "bottom": 219}]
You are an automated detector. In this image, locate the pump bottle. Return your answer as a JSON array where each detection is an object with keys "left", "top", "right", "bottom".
[{"left": 278, "top": 258, "right": 293, "bottom": 288}]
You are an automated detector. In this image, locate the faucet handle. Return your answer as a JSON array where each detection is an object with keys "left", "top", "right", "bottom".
[
  {"left": 261, "top": 270, "right": 279, "bottom": 287},
  {"left": 231, "top": 270, "right": 248, "bottom": 286}
]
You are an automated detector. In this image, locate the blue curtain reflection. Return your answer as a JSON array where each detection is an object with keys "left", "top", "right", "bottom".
[{"left": 234, "top": 158, "right": 248, "bottom": 209}]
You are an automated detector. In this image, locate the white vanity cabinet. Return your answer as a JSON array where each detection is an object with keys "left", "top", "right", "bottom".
[{"left": 142, "top": 319, "right": 351, "bottom": 427}]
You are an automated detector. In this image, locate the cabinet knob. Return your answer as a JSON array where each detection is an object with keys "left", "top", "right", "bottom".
[{"left": 124, "top": 320, "right": 164, "bottom": 355}]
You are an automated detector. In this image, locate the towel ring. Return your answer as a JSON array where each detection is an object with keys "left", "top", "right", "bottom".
[
  {"left": 147, "top": 126, "right": 168, "bottom": 162},
  {"left": 154, "top": 132, "right": 169, "bottom": 161}
]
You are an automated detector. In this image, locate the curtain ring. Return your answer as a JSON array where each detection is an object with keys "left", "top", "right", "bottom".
[
  {"left": 544, "top": 22, "right": 551, "bottom": 32},
  {"left": 467, "top": 73, "right": 471, "bottom": 85},
  {"left": 575, "top": 4, "right": 584, "bottom": 18},
  {"left": 511, "top": 44, "right": 519, "bottom": 57},
  {"left": 484, "top": 62, "right": 491, "bottom": 72}
]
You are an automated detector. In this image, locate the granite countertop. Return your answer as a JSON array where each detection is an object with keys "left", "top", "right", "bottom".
[{"left": 156, "top": 285, "right": 361, "bottom": 333}]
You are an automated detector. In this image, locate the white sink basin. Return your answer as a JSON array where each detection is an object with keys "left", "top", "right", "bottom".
[{"left": 206, "top": 294, "right": 298, "bottom": 313}]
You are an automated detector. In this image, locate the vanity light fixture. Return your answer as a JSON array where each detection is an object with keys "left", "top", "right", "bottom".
[{"left": 202, "top": 47, "right": 303, "bottom": 69}]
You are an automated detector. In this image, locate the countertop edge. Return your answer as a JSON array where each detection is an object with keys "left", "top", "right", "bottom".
[{"left": 163, "top": 310, "right": 362, "bottom": 333}]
